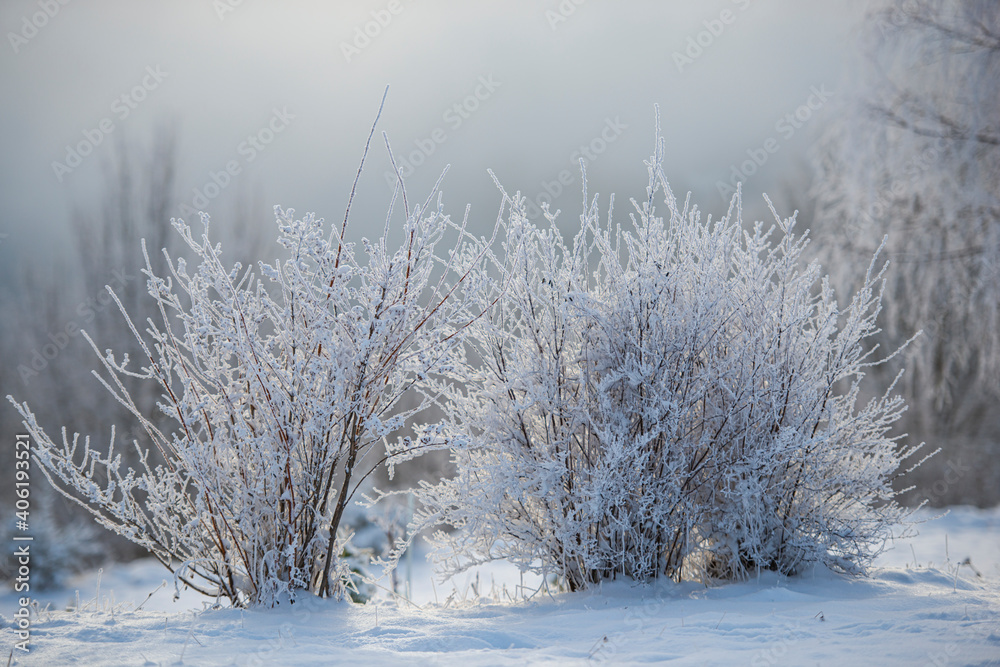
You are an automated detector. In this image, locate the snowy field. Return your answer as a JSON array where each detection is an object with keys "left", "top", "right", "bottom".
[{"left": 3, "top": 506, "right": 999, "bottom": 666}]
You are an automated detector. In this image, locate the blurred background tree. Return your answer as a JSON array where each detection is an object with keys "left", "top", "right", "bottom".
[
  {"left": 1, "top": 126, "right": 266, "bottom": 584},
  {"left": 811, "top": 0, "right": 999, "bottom": 506}
]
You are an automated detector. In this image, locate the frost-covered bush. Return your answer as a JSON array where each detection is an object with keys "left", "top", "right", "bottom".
[
  {"left": 415, "top": 125, "right": 928, "bottom": 590},
  {"left": 8, "top": 143, "right": 493, "bottom": 606}
]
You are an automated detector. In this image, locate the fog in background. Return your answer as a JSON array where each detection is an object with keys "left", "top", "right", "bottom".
[
  {"left": 1, "top": 0, "right": 861, "bottom": 280},
  {"left": 6, "top": 1, "right": 1000, "bottom": 586},
  {"left": 0, "top": 0, "right": 881, "bottom": 567}
]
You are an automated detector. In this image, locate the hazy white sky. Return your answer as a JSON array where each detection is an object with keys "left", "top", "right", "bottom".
[{"left": 0, "top": 0, "right": 865, "bottom": 275}]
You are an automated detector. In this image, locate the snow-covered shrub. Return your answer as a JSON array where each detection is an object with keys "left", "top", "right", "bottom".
[
  {"left": 8, "top": 138, "right": 494, "bottom": 606},
  {"left": 415, "top": 122, "right": 928, "bottom": 590}
]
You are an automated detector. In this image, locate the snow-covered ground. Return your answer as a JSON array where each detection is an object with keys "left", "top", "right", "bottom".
[{"left": 3, "top": 507, "right": 998, "bottom": 666}]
